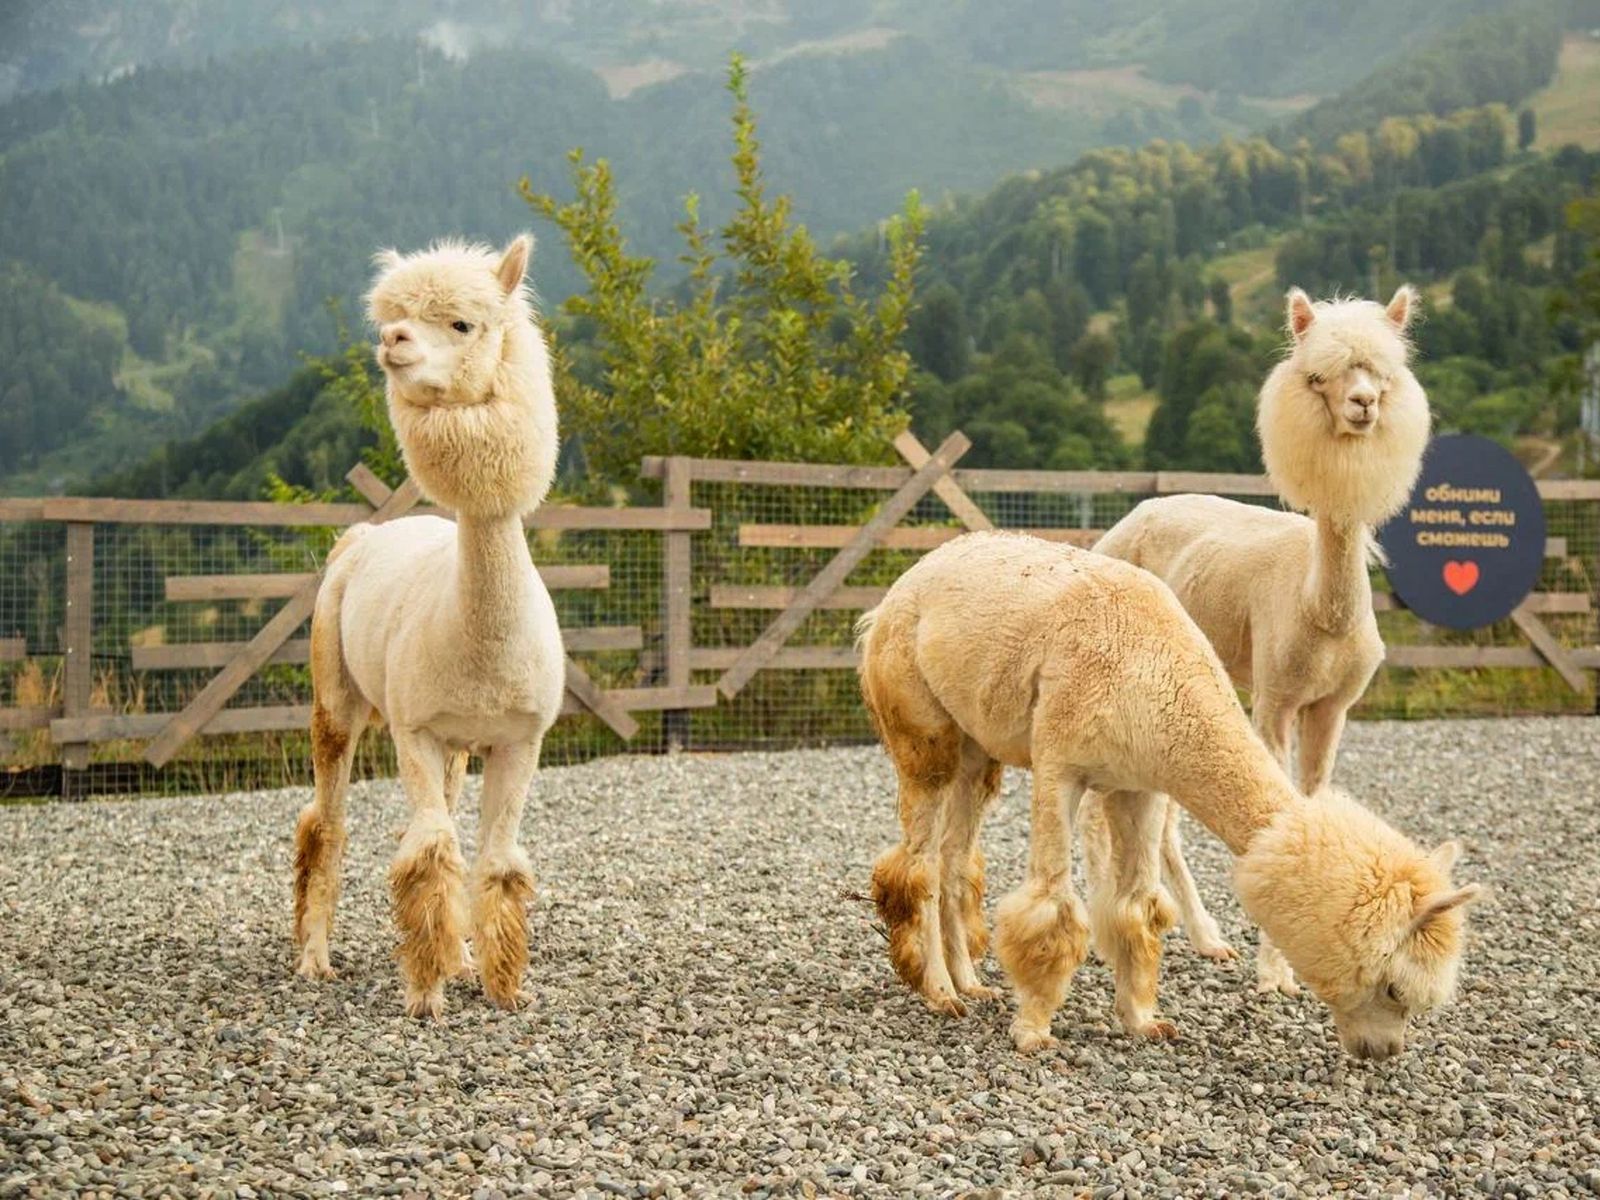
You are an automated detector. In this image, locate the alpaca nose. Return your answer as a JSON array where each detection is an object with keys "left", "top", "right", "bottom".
[
  {"left": 1353, "top": 1036, "right": 1402, "bottom": 1061},
  {"left": 381, "top": 324, "right": 411, "bottom": 348}
]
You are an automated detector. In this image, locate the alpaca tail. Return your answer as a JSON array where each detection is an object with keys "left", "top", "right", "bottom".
[
  {"left": 326, "top": 521, "right": 374, "bottom": 566},
  {"left": 853, "top": 606, "right": 881, "bottom": 667}
]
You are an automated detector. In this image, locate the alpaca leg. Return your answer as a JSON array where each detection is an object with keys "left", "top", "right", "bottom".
[
  {"left": 1251, "top": 694, "right": 1301, "bottom": 997},
  {"left": 938, "top": 744, "right": 1002, "bottom": 1002},
  {"left": 872, "top": 772, "right": 963, "bottom": 1017},
  {"left": 1296, "top": 695, "right": 1348, "bottom": 797},
  {"left": 442, "top": 749, "right": 476, "bottom": 979},
  {"left": 293, "top": 698, "right": 366, "bottom": 980},
  {"left": 994, "top": 764, "right": 1089, "bottom": 1053},
  {"left": 444, "top": 749, "right": 468, "bottom": 815},
  {"left": 1090, "top": 791, "right": 1179, "bottom": 1040},
  {"left": 389, "top": 727, "right": 467, "bottom": 1019},
  {"left": 1160, "top": 799, "right": 1235, "bottom": 961},
  {"left": 472, "top": 739, "right": 540, "bottom": 1011}
]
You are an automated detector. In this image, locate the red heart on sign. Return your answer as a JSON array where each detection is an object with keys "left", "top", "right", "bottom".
[{"left": 1442, "top": 560, "right": 1479, "bottom": 595}]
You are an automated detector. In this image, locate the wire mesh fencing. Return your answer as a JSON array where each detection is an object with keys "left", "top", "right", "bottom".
[{"left": 2, "top": 458, "right": 1596, "bottom": 800}]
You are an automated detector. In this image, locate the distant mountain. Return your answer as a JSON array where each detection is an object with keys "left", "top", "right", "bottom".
[
  {"left": 0, "top": 0, "right": 1527, "bottom": 102},
  {"left": 0, "top": 0, "right": 1581, "bottom": 492}
]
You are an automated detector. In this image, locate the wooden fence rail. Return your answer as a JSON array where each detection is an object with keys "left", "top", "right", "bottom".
[{"left": 3, "top": 435, "right": 1598, "bottom": 794}]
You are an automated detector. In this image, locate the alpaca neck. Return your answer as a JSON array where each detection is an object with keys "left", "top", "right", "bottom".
[
  {"left": 454, "top": 510, "right": 535, "bottom": 646},
  {"left": 1166, "top": 739, "right": 1300, "bottom": 856},
  {"left": 1304, "top": 513, "right": 1370, "bottom": 635}
]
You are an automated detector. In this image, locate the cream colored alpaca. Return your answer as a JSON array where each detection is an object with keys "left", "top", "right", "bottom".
[
  {"left": 1086, "top": 286, "right": 1431, "bottom": 993},
  {"left": 291, "top": 235, "right": 564, "bottom": 1018},
  {"left": 862, "top": 532, "right": 1478, "bottom": 1059}
]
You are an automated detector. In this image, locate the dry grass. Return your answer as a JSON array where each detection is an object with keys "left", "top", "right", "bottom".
[
  {"left": 1104, "top": 373, "right": 1159, "bottom": 447},
  {"left": 1531, "top": 33, "right": 1600, "bottom": 151},
  {"left": 1015, "top": 66, "right": 1205, "bottom": 116},
  {"left": 1208, "top": 244, "right": 1281, "bottom": 321},
  {"left": 594, "top": 59, "right": 690, "bottom": 100}
]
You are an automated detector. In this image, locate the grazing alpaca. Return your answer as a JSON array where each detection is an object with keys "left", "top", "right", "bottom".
[
  {"left": 862, "top": 532, "right": 1478, "bottom": 1059},
  {"left": 1086, "top": 286, "right": 1431, "bottom": 992},
  {"left": 292, "top": 235, "right": 564, "bottom": 1018}
]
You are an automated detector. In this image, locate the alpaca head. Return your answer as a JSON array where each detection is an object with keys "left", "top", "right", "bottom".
[
  {"left": 366, "top": 234, "right": 557, "bottom": 518},
  {"left": 1234, "top": 790, "right": 1481, "bottom": 1061},
  {"left": 1257, "top": 287, "right": 1431, "bottom": 527}
]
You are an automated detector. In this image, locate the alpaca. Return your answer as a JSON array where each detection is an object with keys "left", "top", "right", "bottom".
[
  {"left": 861, "top": 532, "right": 1478, "bottom": 1059},
  {"left": 291, "top": 235, "right": 565, "bottom": 1018},
  {"left": 1086, "top": 285, "right": 1431, "bottom": 992}
]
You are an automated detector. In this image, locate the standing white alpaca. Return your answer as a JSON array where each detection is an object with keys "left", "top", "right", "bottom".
[
  {"left": 1083, "top": 286, "right": 1431, "bottom": 993},
  {"left": 862, "top": 532, "right": 1478, "bottom": 1059},
  {"left": 292, "top": 235, "right": 564, "bottom": 1018}
]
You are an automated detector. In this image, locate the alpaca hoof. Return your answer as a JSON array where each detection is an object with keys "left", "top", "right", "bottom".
[
  {"left": 404, "top": 985, "right": 447, "bottom": 1020},
  {"left": 1131, "top": 1018, "right": 1180, "bottom": 1041},
  {"left": 487, "top": 987, "right": 533, "bottom": 1012},
  {"left": 1011, "top": 1022, "right": 1057, "bottom": 1054},
  {"left": 1254, "top": 968, "right": 1300, "bottom": 997},
  {"left": 957, "top": 983, "right": 1003, "bottom": 1003},
  {"left": 1195, "top": 940, "right": 1237, "bottom": 963},
  {"left": 925, "top": 991, "right": 967, "bottom": 1019},
  {"left": 454, "top": 943, "right": 477, "bottom": 981},
  {"left": 295, "top": 948, "right": 335, "bottom": 980}
]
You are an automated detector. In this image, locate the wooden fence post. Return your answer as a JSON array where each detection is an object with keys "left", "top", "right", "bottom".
[
  {"left": 60, "top": 522, "right": 94, "bottom": 797},
  {"left": 662, "top": 457, "right": 693, "bottom": 752}
]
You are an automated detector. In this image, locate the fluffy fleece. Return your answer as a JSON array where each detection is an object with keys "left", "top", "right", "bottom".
[
  {"left": 1086, "top": 285, "right": 1432, "bottom": 993},
  {"left": 292, "top": 235, "right": 565, "bottom": 1018},
  {"left": 859, "top": 532, "right": 1478, "bottom": 1059}
]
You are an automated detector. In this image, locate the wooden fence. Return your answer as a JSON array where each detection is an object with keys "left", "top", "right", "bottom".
[{"left": 2, "top": 432, "right": 1597, "bottom": 796}]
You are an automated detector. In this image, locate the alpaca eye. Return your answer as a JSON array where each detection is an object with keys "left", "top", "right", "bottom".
[
  {"left": 1385, "top": 983, "right": 1404, "bottom": 1005},
  {"left": 451, "top": 320, "right": 472, "bottom": 334},
  {"left": 1307, "top": 373, "right": 1324, "bottom": 387}
]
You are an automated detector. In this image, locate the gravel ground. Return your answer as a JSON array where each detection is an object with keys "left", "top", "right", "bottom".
[{"left": 2, "top": 717, "right": 1598, "bottom": 1199}]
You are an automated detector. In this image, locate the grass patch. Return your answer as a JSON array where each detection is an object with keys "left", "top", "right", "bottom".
[
  {"left": 1209, "top": 242, "right": 1282, "bottom": 323},
  {"left": 233, "top": 228, "right": 296, "bottom": 332},
  {"left": 1531, "top": 33, "right": 1600, "bottom": 151},
  {"left": 1104, "top": 373, "right": 1159, "bottom": 447}
]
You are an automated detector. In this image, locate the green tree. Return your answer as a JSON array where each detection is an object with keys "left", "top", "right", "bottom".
[
  {"left": 521, "top": 55, "right": 923, "bottom": 484},
  {"left": 1517, "top": 107, "right": 1537, "bottom": 151},
  {"left": 1208, "top": 276, "right": 1233, "bottom": 324},
  {"left": 907, "top": 281, "right": 970, "bottom": 382},
  {"left": 1069, "top": 331, "right": 1117, "bottom": 401}
]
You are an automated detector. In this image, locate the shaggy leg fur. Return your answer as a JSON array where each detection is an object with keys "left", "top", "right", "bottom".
[
  {"left": 472, "top": 740, "right": 541, "bottom": 1010},
  {"left": 390, "top": 729, "right": 467, "bottom": 1019},
  {"left": 1251, "top": 694, "right": 1302, "bottom": 997},
  {"left": 294, "top": 617, "right": 367, "bottom": 981},
  {"left": 938, "top": 747, "right": 1002, "bottom": 1002},
  {"left": 1090, "top": 791, "right": 1180, "bottom": 1040},
  {"left": 995, "top": 765, "right": 1089, "bottom": 1052},
  {"left": 864, "top": 651, "right": 968, "bottom": 1018},
  {"left": 442, "top": 748, "right": 476, "bottom": 979},
  {"left": 1158, "top": 800, "right": 1235, "bottom": 961},
  {"left": 871, "top": 778, "right": 963, "bottom": 1016}
]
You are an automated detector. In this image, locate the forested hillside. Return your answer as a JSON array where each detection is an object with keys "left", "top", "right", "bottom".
[
  {"left": 5, "top": 0, "right": 1597, "bottom": 499},
  {"left": 0, "top": 30, "right": 1271, "bottom": 493},
  {"left": 0, "top": 0, "right": 1537, "bottom": 101},
  {"left": 94, "top": 31, "right": 1600, "bottom": 504}
]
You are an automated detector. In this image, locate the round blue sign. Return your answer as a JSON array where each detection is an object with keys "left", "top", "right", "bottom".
[{"left": 1377, "top": 434, "right": 1546, "bottom": 630}]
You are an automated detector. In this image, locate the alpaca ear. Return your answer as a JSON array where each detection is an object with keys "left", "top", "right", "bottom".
[
  {"left": 1408, "top": 883, "right": 1483, "bottom": 940},
  {"left": 496, "top": 234, "right": 534, "bottom": 295},
  {"left": 372, "top": 248, "right": 404, "bottom": 273},
  {"left": 1429, "top": 839, "right": 1462, "bottom": 873},
  {"left": 1385, "top": 284, "right": 1418, "bottom": 330},
  {"left": 1286, "top": 288, "right": 1315, "bottom": 341}
]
